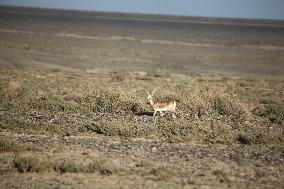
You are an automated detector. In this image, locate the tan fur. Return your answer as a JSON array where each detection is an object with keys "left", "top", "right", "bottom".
[
  {"left": 147, "top": 91, "right": 177, "bottom": 117},
  {"left": 155, "top": 101, "right": 171, "bottom": 107}
]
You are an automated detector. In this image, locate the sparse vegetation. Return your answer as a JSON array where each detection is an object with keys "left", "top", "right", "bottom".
[
  {"left": 0, "top": 136, "right": 41, "bottom": 152},
  {"left": 1, "top": 6, "right": 284, "bottom": 188},
  {"left": 0, "top": 70, "right": 283, "bottom": 144},
  {"left": 14, "top": 156, "right": 43, "bottom": 173},
  {"left": 0, "top": 136, "right": 22, "bottom": 153},
  {"left": 0, "top": 70, "right": 283, "bottom": 188},
  {"left": 149, "top": 166, "right": 177, "bottom": 181},
  {"left": 13, "top": 155, "right": 126, "bottom": 175}
]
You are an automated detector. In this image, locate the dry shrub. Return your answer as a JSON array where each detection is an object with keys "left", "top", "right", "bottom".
[
  {"left": 87, "top": 117, "right": 283, "bottom": 145},
  {"left": 79, "top": 88, "right": 146, "bottom": 114},
  {"left": 183, "top": 94, "right": 213, "bottom": 118},
  {"left": 180, "top": 83, "right": 252, "bottom": 123},
  {"left": 0, "top": 136, "right": 21, "bottom": 152},
  {"left": 201, "top": 124, "right": 236, "bottom": 144},
  {"left": 0, "top": 77, "right": 146, "bottom": 115},
  {"left": 14, "top": 155, "right": 125, "bottom": 175},
  {"left": 28, "top": 96, "right": 74, "bottom": 112},
  {"left": 0, "top": 85, "right": 87, "bottom": 114},
  {"left": 0, "top": 81, "right": 26, "bottom": 106},
  {"left": 93, "top": 90, "right": 130, "bottom": 113},
  {"left": 0, "top": 115, "right": 63, "bottom": 134},
  {"left": 202, "top": 84, "right": 253, "bottom": 123},
  {"left": 0, "top": 136, "right": 41, "bottom": 152},
  {"left": 97, "top": 159, "right": 124, "bottom": 175},
  {"left": 53, "top": 160, "right": 83, "bottom": 173},
  {"left": 88, "top": 119, "right": 238, "bottom": 144},
  {"left": 14, "top": 156, "right": 46, "bottom": 173},
  {"left": 157, "top": 119, "right": 192, "bottom": 142},
  {"left": 110, "top": 72, "right": 129, "bottom": 82},
  {"left": 14, "top": 156, "right": 89, "bottom": 173},
  {"left": 253, "top": 99, "right": 284, "bottom": 124},
  {"left": 211, "top": 94, "right": 251, "bottom": 122},
  {"left": 237, "top": 126, "right": 283, "bottom": 145},
  {"left": 212, "top": 169, "right": 230, "bottom": 183},
  {"left": 159, "top": 119, "right": 236, "bottom": 144},
  {"left": 86, "top": 121, "right": 154, "bottom": 138},
  {"left": 53, "top": 159, "right": 124, "bottom": 175},
  {"left": 149, "top": 166, "right": 176, "bottom": 181},
  {"left": 207, "top": 85, "right": 248, "bottom": 121}
]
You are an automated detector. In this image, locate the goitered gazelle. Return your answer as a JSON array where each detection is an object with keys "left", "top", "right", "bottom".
[{"left": 147, "top": 91, "right": 177, "bottom": 118}]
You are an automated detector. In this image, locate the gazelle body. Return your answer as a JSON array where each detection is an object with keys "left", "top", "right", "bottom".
[{"left": 147, "top": 91, "right": 177, "bottom": 118}]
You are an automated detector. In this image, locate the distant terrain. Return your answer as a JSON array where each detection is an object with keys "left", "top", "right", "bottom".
[
  {"left": 0, "top": 6, "right": 284, "bottom": 77},
  {"left": 0, "top": 6, "right": 283, "bottom": 189}
]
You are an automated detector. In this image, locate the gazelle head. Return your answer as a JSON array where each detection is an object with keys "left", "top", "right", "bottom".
[
  {"left": 147, "top": 90, "right": 154, "bottom": 100},
  {"left": 146, "top": 91, "right": 155, "bottom": 105}
]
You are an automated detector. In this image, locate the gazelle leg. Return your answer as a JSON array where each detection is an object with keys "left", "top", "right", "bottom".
[
  {"left": 160, "top": 111, "right": 164, "bottom": 117},
  {"left": 171, "top": 111, "right": 177, "bottom": 119},
  {"left": 153, "top": 110, "right": 157, "bottom": 117}
]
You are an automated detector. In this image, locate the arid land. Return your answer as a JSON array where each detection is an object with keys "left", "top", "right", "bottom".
[{"left": 0, "top": 6, "right": 283, "bottom": 189}]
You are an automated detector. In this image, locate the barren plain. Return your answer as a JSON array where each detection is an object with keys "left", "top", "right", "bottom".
[{"left": 0, "top": 6, "right": 283, "bottom": 189}]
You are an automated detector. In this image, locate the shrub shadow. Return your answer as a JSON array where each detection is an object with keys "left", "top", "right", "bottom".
[{"left": 135, "top": 111, "right": 153, "bottom": 116}]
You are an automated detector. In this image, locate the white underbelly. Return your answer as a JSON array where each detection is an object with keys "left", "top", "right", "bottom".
[{"left": 155, "top": 107, "right": 169, "bottom": 111}]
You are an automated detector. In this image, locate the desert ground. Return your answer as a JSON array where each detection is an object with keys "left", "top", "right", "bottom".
[{"left": 0, "top": 6, "right": 283, "bottom": 189}]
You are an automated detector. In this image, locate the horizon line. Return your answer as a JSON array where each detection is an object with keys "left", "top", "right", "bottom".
[{"left": 1, "top": 4, "right": 284, "bottom": 22}]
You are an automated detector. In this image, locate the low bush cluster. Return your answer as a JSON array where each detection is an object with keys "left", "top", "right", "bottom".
[{"left": 13, "top": 156, "right": 125, "bottom": 175}]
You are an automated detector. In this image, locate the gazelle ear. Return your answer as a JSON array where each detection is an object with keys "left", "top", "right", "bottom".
[
  {"left": 146, "top": 91, "right": 150, "bottom": 96},
  {"left": 152, "top": 90, "right": 155, "bottom": 95}
]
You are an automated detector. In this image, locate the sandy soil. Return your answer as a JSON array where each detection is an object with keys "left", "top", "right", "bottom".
[{"left": 0, "top": 6, "right": 284, "bottom": 78}]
